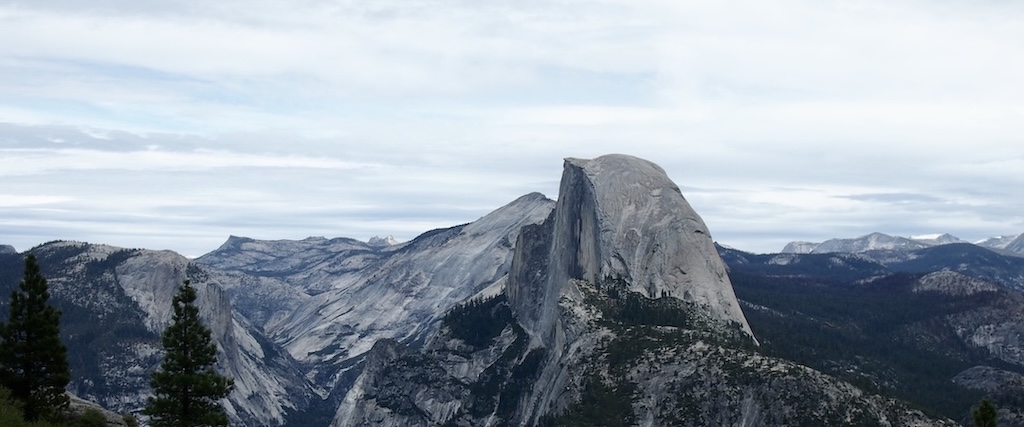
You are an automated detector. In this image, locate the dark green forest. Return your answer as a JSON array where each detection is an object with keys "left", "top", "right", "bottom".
[{"left": 730, "top": 269, "right": 1012, "bottom": 421}]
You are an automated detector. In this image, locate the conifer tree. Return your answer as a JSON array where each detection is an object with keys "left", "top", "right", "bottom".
[
  {"left": 0, "top": 253, "right": 71, "bottom": 421},
  {"left": 974, "top": 399, "right": 998, "bottom": 427},
  {"left": 144, "top": 280, "right": 233, "bottom": 427}
]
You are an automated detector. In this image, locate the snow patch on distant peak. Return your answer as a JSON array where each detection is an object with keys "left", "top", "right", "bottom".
[{"left": 911, "top": 233, "right": 965, "bottom": 246}]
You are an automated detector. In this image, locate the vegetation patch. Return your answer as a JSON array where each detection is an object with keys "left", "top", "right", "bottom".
[
  {"left": 731, "top": 269, "right": 994, "bottom": 420},
  {"left": 443, "top": 294, "right": 513, "bottom": 348},
  {"left": 467, "top": 319, "right": 544, "bottom": 423},
  {"left": 539, "top": 374, "right": 636, "bottom": 427}
]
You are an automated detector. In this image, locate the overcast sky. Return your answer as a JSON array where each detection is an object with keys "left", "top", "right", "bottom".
[{"left": 2, "top": 0, "right": 1024, "bottom": 256}]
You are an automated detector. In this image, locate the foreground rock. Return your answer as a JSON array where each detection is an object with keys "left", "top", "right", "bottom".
[{"left": 67, "top": 393, "right": 132, "bottom": 426}]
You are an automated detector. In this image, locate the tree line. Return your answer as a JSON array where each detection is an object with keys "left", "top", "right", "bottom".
[{"left": 0, "top": 253, "right": 233, "bottom": 426}]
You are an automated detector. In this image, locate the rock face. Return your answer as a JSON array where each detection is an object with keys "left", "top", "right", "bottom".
[
  {"left": 781, "top": 241, "right": 817, "bottom": 254},
  {"left": 191, "top": 192, "right": 556, "bottom": 424},
  {"left": 259, "top": 193, "right": 553, "bottom": 393},
  {"left": 508, "top": 155, "right": 753, "bottom": 342},
  {"left": 0, "top": 242, "right": 317, "bottom": 427},
  {"left": 332, "top": 155, "right": 952, "bottom": 427}
]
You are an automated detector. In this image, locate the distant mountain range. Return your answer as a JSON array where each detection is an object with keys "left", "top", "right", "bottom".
[{"left": 782, "top": 232, "right": 1024, "bottom": 256}]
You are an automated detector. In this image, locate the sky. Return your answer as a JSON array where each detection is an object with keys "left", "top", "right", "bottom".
[{"left": 2, "top": 0, "right": 1024, "bottom": 256}]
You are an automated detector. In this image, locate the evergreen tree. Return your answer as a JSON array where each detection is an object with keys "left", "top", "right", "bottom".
[
  {"left": 144, "top": 280, "right": 233, "bottom": 427},
  {"left": 0, "top": 253, "right": 70, "bottom": 421},
  {"left": 974, "top": 399, "right": 997, "bottom": 427}
]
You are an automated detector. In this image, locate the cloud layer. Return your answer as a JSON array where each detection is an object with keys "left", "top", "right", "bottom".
[{"left": 2, "top": 0, "right": 1023, "bottom": 255}]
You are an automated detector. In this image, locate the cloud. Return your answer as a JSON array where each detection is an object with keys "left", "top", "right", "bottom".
[
  {"left": 839, "top": 193, "right": 947, "bottom": 204},
  {"left": 0, "top": 147, "right": 377, "bottom": 176},
  {"left": 2, "top": 1, "right": 1024, "bottom": 255}
]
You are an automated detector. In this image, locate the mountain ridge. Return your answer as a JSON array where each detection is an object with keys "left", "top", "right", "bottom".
[{"left": 783, "top": 231, "right": 1024, "bottom": 256}]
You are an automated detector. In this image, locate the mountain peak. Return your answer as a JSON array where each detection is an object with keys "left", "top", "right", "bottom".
[
  {"left": 509, "top": 154, "right": 753, "bottom": 342},
  {"left": 1005, "top": 234, "right": 1024, "bottom": 253},
  {"left": 911, "top": 233, "right": 965, "bottom": 245},
  {"left": 366, "top": 235, "right": 399, "bottom": 248},
  {"left": 781, "top": 241, "right": 817, "bottom": 254}
]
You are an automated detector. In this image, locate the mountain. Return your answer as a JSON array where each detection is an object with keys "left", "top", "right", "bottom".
[
  {"left": 0, "top": 193, "right": 555, "bottom": 426},
  {"left": 722, "top": 244, "right": 1024, "bottom": 425},
  {"left": 0, "top": 242, "right": 316, "bottom": 426},
  {"left": 780, "top": 241, "right": 817, "bottom": 254},
  {"left": 195, "top": 192, "right": 556, "bottom": 423},
  {"left": 861, "top": 243, "right": 1024, "bottom": 290},
  {"left": 1006, "top": 234, "right": 1024, "bottom": 254},
  {"left": 911, "top": 233, "right": 967, "bottom": 246},
  {"left": 976, "top": 234, "right": 1020, "bottom": 250},
  {"left": 333, "top": 155, "right": 952, "bottom": 426},
  {"left": 507, "top": 155, "right": 752, "bottom": 339}
]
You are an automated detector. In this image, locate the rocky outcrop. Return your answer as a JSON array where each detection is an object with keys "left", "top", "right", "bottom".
[
  {"left": 781, "top": 241, "right": 817, "bottom": 254},
  {"left": 953, "top": 366, "right": 1024, "bottom": 392},
  {"left": 503, "top": 155, "right": 758, "bottom": 423},
  {"left": 913, "top": 271, "right": 1001, "bottom": 296},
  {"left": 67, "top": 393, "right": 132, "bottom": 426},
  {"left": 508, "top": 154, "right": 753, "bottom": 343},
  {"left": 954, "top": 366, "right": 1024, "bottom": 427}
]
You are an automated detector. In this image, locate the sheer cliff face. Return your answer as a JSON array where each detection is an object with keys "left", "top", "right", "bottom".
[{"left": 509, "top": 154, "right": 753, "bottom": 340}]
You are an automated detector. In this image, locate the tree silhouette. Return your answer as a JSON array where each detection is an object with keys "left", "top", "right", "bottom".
[
  {"left": 144, "top": 280, "right": 233, "bottom": 427},
  {"left": 0, "top": 253, "right": 71, "bottom": 421},
  {"left": 974, "top": 399, "right": 997, "bottom": 427}
]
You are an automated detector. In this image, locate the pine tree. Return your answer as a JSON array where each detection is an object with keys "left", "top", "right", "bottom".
[
  {"left": 144, "top": 280, "right": 234, "bottom": 427},
  {"left": 974, "top": 399, "right": 998, "bottom": 427},
  {"left": 0, "top": 253, "right": 71, "bottom": 421}
]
